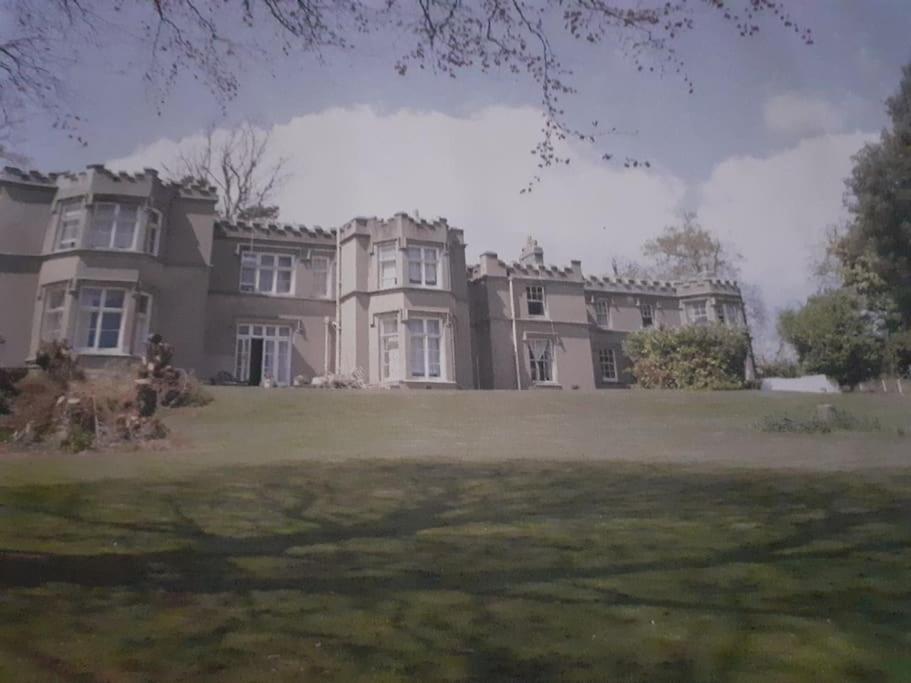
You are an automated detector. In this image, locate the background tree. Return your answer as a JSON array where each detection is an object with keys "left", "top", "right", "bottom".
[
  {"left": 777, "top": 289, "right": 883, "bottom": 388},
  {"left": 835, "top": 61, "right": 911, "bottom": 327},
  {"left": 0, "top": 1, "right": 811, "bottom": 174},
  {"left": 167, "top": 122, "right": 289, "bottom": 222}
]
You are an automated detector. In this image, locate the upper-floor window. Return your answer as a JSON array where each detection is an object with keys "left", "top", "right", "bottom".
[
  {"left": 407, "top": 317, "right": 443, "bottom": 379},
  {"left": 407, "top": 246, "right": 439, "bottom": 287},
  {"left": 526, "top": 285, "right": 545, "bottom": 316},
  {"left": 311, "top": 254, "right": 331, "bottom": 298},
  {"left": 640, "top": 303, "right": 654, "bottom": 328},
  {"left": 528, "top": 338, "right": 554, "bottom": 383},
  {"left": 378, "top": 243, "right": 398, "bottom": 289},
  {"left": 88, "top": 203, "right": 139, "bottom": 250},
  {"left": 686, "top": 300, "right": 708, "bottom": 325},
  {"left": 599, "top": 348, "right": 618, "bottom": 382},
  {"left": 55, "top": 200, "right": 83, "bottom": 250},
  {"left": 76, "top": 287, "right": 126, "bottom": 352},
  {"left": 144, "top": 209, "right": 162, "bottom": 255},
  {"left": 594, "top": 299, "right": 610, "bottom": 327},
  {"left": 41, "top": 287, "right": 67, "bottom": 341},
  {"left": 240, "top": 251, "right": 294, "bottom": 295}
]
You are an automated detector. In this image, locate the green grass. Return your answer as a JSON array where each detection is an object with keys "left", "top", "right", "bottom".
[{"left": 0, "top": 388, "right": 909, "bottom": 681}]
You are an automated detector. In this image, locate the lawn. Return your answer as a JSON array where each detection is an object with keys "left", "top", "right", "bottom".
[{"left": 0, "top": 388, "right": 909, "bottom": 681}]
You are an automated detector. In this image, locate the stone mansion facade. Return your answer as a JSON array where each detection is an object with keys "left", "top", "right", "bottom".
[{"left": 0, "top": 165, "right": 752, "bottom": 390}]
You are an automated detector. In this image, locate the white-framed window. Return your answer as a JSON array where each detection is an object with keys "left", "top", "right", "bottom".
[
  {"left": 41, "top": 287, "right": 67, "bottom": 341},
  {"left": 235, "top": 324, "right": 292, "bottom": 386},
  {"left": 686, "top": 300, "right": 708, "bottom": 325},
  {"left": 379, "top": 316, "right": 400, "bottom": 381},
  {"left": 407, "top": 317, "right": 443, "bottom": 379},
  {"left": 599, "top": 348, "right": 618, "bottom": 382},
  {"left": 76, "top": 287, "right": 126, "bottom": 352},
  {"left": 526, "top": 285, "right": 545, "bottom": 317},
  {"left": 311, "top": 254, "right": 331, "bottom": 298},
  {"left": 240, "top": 251, "right": 295, "bottom": 295},
  {"left": 144, "top": 209, "right": 162, "bottom": 255},
  {"left": 407, "top": 246, "right": 440, "bottom": 287},
  {"left": 527, "top": 338, "right": 554, "bottom": 383},
  {"left": 55, "top": 200, "right": 83, "bottom": 251},
  {"left": 132, "top": 293, "right": 152, "bottom": 355},
  {"left": 594, "top": 299, "right": 610, "bottom": 327},
  {"left": 88, "top": 203, "right": 140, "bottom": 250},
  {"left": 640, "top": 303, "right": 654, "bottom": 328},
  {"left": 378, "top": 243, "right": 398, "bottom": 289}
]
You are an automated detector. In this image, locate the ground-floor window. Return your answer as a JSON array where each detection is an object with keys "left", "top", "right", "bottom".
[
  {"left": 76, "top": 287, "right": 126, "bottom": 352},
  {"left": 41, "top": 287, "right": 67, "bottom": 342},
  {"left": 235, "top": 324, "right": 292, "bottom": 386},
  {"left": 379, "top": 316, "right": 400, "bottom": 381},
  {"left": 599, "top": 348, "right": 618, "bottom": 382},
  {"left": 132, "top": 293, "right": 152, "bottom": 356},
  {"left": 528, "top": 338, "right": 554, "bottom": 383},
  {"left": 407, "top": 317, "right": 443, "bottom": 379}
]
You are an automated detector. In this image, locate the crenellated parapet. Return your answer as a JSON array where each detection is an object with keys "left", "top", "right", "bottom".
[{"left": 216, "top": 220, "right": 337, "bottom": 245}]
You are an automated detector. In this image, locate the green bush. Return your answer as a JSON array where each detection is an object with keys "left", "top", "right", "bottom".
[
  {"left": 623, "top": 324, "right": 750, "bottom": 390},
  {"left": 756, "top": 358, "right": 800, "bottom": 379}
]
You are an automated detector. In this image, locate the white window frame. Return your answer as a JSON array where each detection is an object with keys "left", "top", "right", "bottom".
[
  {"left": 594, "top": 299, "right": 610, "bottom": 327},
  {"left": 76, "top": 287, "right": 127, "bottom": 354},
  {"left": 378, "top": 243, "right": 398, "bottom": 289},
  {"left": 41, "top": 286, "right": 67, "bottom": 342},
  {"left": 132, "top": 293, "right": 153, "bottom": 356},
  {"left": 407, "top": 245, "right": 440, "bottom": 288},
  {"left": 239, "top": 250, "right": 296, "bottom": 296},
  {"left": 686, "top": 300, "right": 709, "bottom": 325},
  {"left": 87, "top": 202, "right": 141, "bottom": 251},
  {"left": 54, "top": 200, "right": 84, "bottom": 251},
  {"left": 234, "top": 324, "right": 293, "bottom": 386},
  {"left": 144, "top": 208, "right": 162, "bottom": 256},
  {"left": 640, "top": 303, "right": 654, "bottom": 328},
  {"left": 310, "top": 254, "right": 331, "bottom": 298},
  {"left": 407, "top": 317, "right": 445, "bottom": 380},
  {"left": 526, "top": 285, "right": 546, "bottom": 317},
  {"left": 379, "top": 316, "right": 401, "bottom": 381},
  {"left": 527, "top": 337, "right": 555, "bottom": 384},
  {"left": 599, "top": 348, "right": 618, "bottom": 382}
]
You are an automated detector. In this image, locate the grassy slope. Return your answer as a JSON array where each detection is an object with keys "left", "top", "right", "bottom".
[{"left": 0, "top": 389, "right": 909, "bottom": 681}]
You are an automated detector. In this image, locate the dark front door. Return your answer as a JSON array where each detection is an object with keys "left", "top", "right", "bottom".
[{"left": 249, "top": 338, "right": 264, "bottom": 386}]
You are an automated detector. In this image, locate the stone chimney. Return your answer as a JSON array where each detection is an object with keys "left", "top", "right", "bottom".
[{"left": 520, "top": 236, "right": 544, "bottom": 266}]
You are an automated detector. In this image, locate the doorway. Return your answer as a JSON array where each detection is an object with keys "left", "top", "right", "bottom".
[
  {"left": 248, "top": 338, "right": 264, "bottom": 386},
  {"left": 234, "top": 323, "right": 292, "bottom": 386}
]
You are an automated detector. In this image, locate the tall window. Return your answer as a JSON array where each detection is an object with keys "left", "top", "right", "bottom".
[
  {"left": 380, "top": 317, "right": 400, "bottom": 381},
  {"left": 407, "top": 246, "right": 439, "bottom": 287},
  {"left": 240, "top": 251, "right": 294, "bottom": 295},
  {"left": 599, "top": 348, "right": 618, "bottom": 382},
  {"left": 311, "top": 255, "right": 330, "bottom": 297},
  {"left": 234, "top": 324, "right": 292, "bottom": 386},
  {"left": 41, "top": 287, "right": 67, "bottom": 341},
  {"left": 88, "top": 203, "right": 139, "bottom": 250},
  {"left": 378, "top": 243, "right": 398, "bottom": 289},
  {"left": 133, "top": 294, "right": 152, "bottom": 355},
  {"left": 55, "top": 200, "right": 83, "bottom": 251},
  {"left": 594, "top": 299, "right": 610, "bottom": 327},
  {"left": 686, "top": 300, "right": 708, "bottom": 324},
  {"left": 640, "top": 303, "right": 654, "bottom": 328},
  {"left": 77, "top": 288, "right": 125, "bottom": 351},
  {"left": 528, "top": 338, "right": 553, "bottom": 383},
  {"left": 408, "top": 317, "right": 442, "bottom": 378},
  {"left": 526, "top": 286, "right": 545, "bottom": 316},
  {"left": 144, "top": 209, "right": 162, "bottom": 255}
]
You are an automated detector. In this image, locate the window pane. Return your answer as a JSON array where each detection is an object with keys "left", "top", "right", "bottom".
[
  {"left": 260, "top": 254, "right": 275, "bottom": 266},
  {"left": 408, "top": 260, "right": 423, "bottom": 284},
  {"left": 80, "top": 288, "right": 102, "bottom": 308},
  {"left": 276, "top": 270, "right": 292, "bottom": 293},
  {"left": 48, "top": 289, "right": 66, "bottom": 309},
  {"left": 104, "top": 289, "right": 125, "bottom": 309},
  {"left": 98, "top": 312, "right": 121, "bottom": 348},
  {"left": 252, "top": 325, "right": 263, "bottom": 336},
  {"left": 241, "top": 252, "right": 257, "bottom": 265},
  {"left": 424, "top": 262, "right": 437, "bottom": 285},
  {"left": 278, "top": 255, "right": 293, "bottom": 268},
  {"left": 426, "top": 319, "right": 440, "bottom": 335},
  {"left": 259, "top": 269, "right": 274, "bottom": 292},
  {"left": 238, "top": 325, "right": 250, "bottom": 335},
  {"left": 82, "top": 311, "right": 99, "bottom": 348},
  {"left": 241, "top": 267, "right": 256, "bottom": 284}
]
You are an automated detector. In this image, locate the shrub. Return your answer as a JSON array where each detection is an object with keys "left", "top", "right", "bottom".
[
  {"left": 778, "top": 289, "right": 883, "bottom": 388},
  {"left": 756, "top": 358, "right": 800, "bottom": 379},
  {"left": 35, "top": 340, "right": 84, "bottom": 384},
  {"left": 623, "top": 324, "right": 750, "bottom": 390}
]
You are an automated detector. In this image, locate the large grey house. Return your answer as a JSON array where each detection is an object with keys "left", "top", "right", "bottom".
[{"left": 0, "top": 165, "right": 751, "bottom": 389}]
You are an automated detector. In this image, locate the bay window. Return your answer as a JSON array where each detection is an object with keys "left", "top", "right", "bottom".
[
  {"left": 55, "top": 200, "right": 83, "bottom": 251},
  {"left": 41, "top": 287, "right": 67, "bottom": 341},
  {"left": 380, "top": 316, "right": 400, "bottom": 381},
  {"left": 88, "top": 203, "right": 139, "bottom": 250},
  {"left": 407, "top": 246, "right": 439, "bottom": 287},
  {"left": 378, "top": 243, "right": 397, "bottom": 289},
  {"left": 240, "top": 251, "right": 295, "bottom": 295},
  {"left": 528, "top": 338, "right": 554, "bottom": 383},
  {"left": 407, "top": 317, "right": 443, "bottom": 379},
  {"left": 76, "top": 287, "right": 126, "bottom": 352},
  {"left": 686, "top": 300, "right": 708, "bottom": 325}
]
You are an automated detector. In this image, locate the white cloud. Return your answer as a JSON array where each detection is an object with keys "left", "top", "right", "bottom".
[
  {"left": 763, "top": 92, "right": 847, "bottom": 137},
  {"left": 110, "top": 106, "right": 875, "bottom": 353}
]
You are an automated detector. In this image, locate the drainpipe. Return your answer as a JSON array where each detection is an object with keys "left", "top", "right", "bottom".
[
  {"left": 323, "top": 316, "right": 330, "bottom": 376},
  {"left": 508, "top": 273, "right": 523, "bottom": 390},
  {"left": 334, "top": 225, "right": 341, "bottom": 374}
]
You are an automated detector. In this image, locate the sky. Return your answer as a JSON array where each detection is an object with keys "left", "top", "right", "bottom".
[{"left": 8, "top": 1, "right": 911, "bottom": 353}]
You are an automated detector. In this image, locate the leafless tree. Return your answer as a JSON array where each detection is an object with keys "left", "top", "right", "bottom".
[
  {"left": 1, "top": 0, "right": 812, "bottom": 185},
  {"left": 642, "top": 210, "right": 743, "bottom": 279},
  {"left": 167, "top": 122, "right": 289, "bottom": 222}
]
